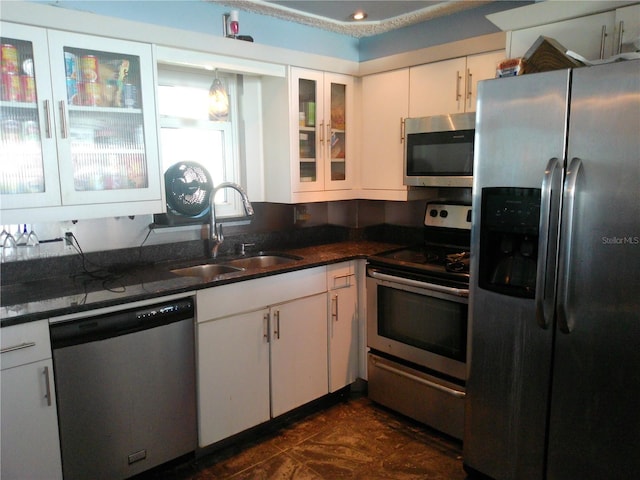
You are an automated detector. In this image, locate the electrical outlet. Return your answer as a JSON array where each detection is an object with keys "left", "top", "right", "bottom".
[{"left": 60, "top": 223, "right": 76, "bottom": 252}]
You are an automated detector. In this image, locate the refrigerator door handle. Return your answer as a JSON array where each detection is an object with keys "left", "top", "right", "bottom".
[
  {"left": 535, "top": 157, "right": 561, "bottom": 329},
  {"left": 557, "top": 157, "right": 583, "bottom": 334}
]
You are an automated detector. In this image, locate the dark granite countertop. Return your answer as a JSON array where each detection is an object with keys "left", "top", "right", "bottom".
[{"left": 0, "top": 240, "right": 399, "bottom": 327}]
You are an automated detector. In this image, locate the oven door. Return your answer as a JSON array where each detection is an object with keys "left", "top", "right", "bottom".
[{"left": 366, "top": 266, "right": 468, "bottom": 382}]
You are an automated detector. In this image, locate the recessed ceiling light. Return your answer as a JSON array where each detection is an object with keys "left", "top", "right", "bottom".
[{"left": 350, "top": 10, "right": 368, "bottom": 21}]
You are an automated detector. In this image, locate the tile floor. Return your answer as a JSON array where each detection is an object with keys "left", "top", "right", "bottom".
[{"left": 143, "top": 391, "right": 470, "bottom": 479}]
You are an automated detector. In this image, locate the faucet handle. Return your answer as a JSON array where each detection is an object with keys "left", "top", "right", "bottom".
[{"left": 238, "top": 242, "right": 255, "bottom": 255}]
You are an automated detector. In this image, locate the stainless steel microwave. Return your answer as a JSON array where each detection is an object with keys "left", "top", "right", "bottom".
[{"left": 404, "top": 112, "right": 475, "bottom": 188}]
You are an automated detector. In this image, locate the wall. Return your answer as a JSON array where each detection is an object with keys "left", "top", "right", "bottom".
[
  {"left": 359, "top": 1, "right": 528, "bottom": 61},
  {"left": 26, "top": 0, "right": 529, "bottom": 61},
  {"left": 27, "top": 0, "right": 360, "bottom": 60}
]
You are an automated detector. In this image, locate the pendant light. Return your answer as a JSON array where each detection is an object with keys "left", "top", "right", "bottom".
[{"left": 208, "top": 70, "right": 229, "bottom": 121}]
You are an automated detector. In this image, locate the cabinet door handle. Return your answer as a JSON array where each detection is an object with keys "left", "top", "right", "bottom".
[
  {"left": 600, "top": 25, "right": 608, "bottom": 59},
  {"left": 400, "top": 117, "right": 405, "bottom": 144},
  {"left": 332, "top": 294, "right": 339, "bottom": 322},
  {"left": 43, "top": 366, "right": 52, "bottom": 407},
  {"left": 455, "top": 71, "right": 462, "bottom": 101},
  {"left": 58, "top": 100, "right": 68, "bottom": 138},
  {"left": 274, "top": 310, "right": 280, "bottom": 339},
  {"left": 616, "top": 20, "right": 625, "bottom": 55},
  {"left": 466, "top": 69, "right": 473, "bottom": 101},
  {"left": 1, "top": 341, "right": 36, "bottom": 354},
  {"left": 264, "top": 313, "right": 270, "bottom": 342},
  {"left": 43, "top": 100, "right": 52, "bottom": 138},
  {"left": 326, "top": 123, "right": 331, "bottom": 146},
  {"left": 318, "top": 122, "right": 324, "bottom": 158}
]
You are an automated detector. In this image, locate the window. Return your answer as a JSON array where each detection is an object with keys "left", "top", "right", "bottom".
[{"left": 157, "top": 65, "right": 241, "bottom": 217}]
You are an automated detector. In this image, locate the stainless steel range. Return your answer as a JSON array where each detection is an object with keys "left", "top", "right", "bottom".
[{"left": 366, "top": 202, "right": 471, "bottom": 439}]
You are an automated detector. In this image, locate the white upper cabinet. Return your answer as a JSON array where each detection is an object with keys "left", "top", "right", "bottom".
[
  {"left": 615, "top": 4, "right": 640, "bottom": 55},
  {"left": 360, "top": 68, "right": 410, "bottom": 198},
  {"left": 508, "top": 11, "right": 617, "bottom": 61},
  {"left": 0, "top": 22, "right": 162, "bottom": 223},
  {"left": 262, "top": 67, "right": 354, "bottom": 203},
  {"left": 409, "top": 50, "right": 504, "bottom": 118}
]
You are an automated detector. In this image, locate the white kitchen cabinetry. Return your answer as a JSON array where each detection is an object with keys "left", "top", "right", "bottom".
[
  {"left": 262, "top": 67, "right": 354, "bottom": 203},
  {"left": 0, "top": 22, "right": 162, "bottom": 223},
  {"left": 196, "top": 267, "right": 328, "bottom": 447},
  {"left": 270, "top": 292, "right": 328, "bottom": 417},
  {"left": 327, "top": 261, "right": 358, "bottom": 393},
  {"left": 0, "top": 320, "right": 62, "bottom": 480},
  {"left": 614, "top": 4, "right": 640, "bottom": 55},
  {"left": 508, "top": 11, "right": 618, "bottom": 61},
  {"left": 196, "top": 307, "right": 270, "bottom": 447},
  {"left": 409, "top": 50, "right": 504, "bottom": 118},
  {"left": 360, "top": 68, "right": 411, "bottom": 199}
]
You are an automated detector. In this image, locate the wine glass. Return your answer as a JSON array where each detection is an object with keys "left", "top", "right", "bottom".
[
  {"left": 2, "top": 229, "right": 18, "bottom": 261},
  {"left": 15, "top": 224, "right": 28, "bottom": 246},
  {"left": 25, "top": 226, "right": 40, "bottom": 258},
  {"left": 0, "top": 226, "right": 9, "bottom": 246}
]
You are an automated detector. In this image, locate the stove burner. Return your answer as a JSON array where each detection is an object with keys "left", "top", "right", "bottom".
[
  {"left": 368, "top": 202, "right": 472, "bottom": 284},
  {"left": 445, "top": 252, "right": 470, "bottom": 273},
  {"left": 370, "top": 245, "right": 471, "bottom": 280}
]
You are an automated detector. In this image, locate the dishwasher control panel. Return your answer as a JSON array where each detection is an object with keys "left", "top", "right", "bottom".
[{"left": 136, "top": 299, "right": 194, "bottom": 320}]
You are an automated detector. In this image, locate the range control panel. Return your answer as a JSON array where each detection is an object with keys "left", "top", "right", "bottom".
[{"left": 424, "top": 203, "right": 472, "bottom": 230}]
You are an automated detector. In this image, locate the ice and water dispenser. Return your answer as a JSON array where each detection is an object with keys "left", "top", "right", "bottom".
[{"left": 478, "top": 188, "right": 541, "bottom": 298}]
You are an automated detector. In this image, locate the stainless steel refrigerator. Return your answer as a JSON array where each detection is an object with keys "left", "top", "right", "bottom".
[{"left": 464, "top": 59, "right": 640, "bottom": 480}]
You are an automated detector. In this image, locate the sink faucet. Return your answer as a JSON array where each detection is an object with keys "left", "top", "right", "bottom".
[{"left": 209, "top": 182, "right": 254, "bottom": 258}]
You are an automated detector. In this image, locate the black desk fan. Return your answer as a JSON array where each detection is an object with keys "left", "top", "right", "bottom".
[{"left": 153, "top": 161, "right": 213, "bottom": 226}]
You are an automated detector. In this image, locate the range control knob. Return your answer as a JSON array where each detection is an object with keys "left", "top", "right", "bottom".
[
  {"left": 439, "top": 210, "right": 448, "bottom": 218},
  {"left": 429, "top": 209, "right": 438, "bottom": 217}
]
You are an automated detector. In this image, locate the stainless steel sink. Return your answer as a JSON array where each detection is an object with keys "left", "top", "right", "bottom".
[
  {"left": 171, "top": 263, "right": 244, "bottom": 280},
  {"left": 224, "top": 253, "right": 302, "bottom": 269}
]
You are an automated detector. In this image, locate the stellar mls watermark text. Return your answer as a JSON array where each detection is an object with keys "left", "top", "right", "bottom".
[{"left": 601, "top": 236, "right": 639, "bottom": 245}]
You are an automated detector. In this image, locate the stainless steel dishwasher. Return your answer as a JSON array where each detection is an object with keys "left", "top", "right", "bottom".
[{"left": 50, "top": 297, "right": 197, "bottom": 480}]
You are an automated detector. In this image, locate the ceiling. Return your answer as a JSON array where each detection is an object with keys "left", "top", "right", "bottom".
[{"left": 213, "top": 0, "right": 503, "bottom": 37}]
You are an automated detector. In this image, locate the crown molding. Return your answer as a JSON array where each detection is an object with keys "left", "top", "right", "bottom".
[{"left": 211, "top": 0, "right": 492, "bottom": 38}]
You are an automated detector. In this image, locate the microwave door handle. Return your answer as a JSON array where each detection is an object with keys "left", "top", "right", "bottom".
[
  {"left": 535, "top": 157, "right": 561, "bottom": 329},
  {"left": 557, "top": 157, "right": 582, "bottom": 334},
  {"left": 368, "top": 269, "right": 468, "bottom": 297}
]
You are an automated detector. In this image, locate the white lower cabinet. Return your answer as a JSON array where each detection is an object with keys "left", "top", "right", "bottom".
[
  {"left": 0, "top": 320, "right": 62, "bottom": 480},
  {"left": 196, "top": 308, "right": 271, "bottom": 447},
  {"left": 270, "top": 293, "right": 328, "bottom": 417},
  {"left": 327, "top": 262, "right": 358, "bottom": 393},
  {"left": 196, "top": 267, "right": 329, "bottom": 448}
]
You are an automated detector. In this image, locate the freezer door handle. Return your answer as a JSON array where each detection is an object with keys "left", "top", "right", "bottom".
[
  {"left": 536, "top": 157, "right": 561, "bottom": 329},
  {"left": 557, "top": 157, "right": 583, "bottom": 334}
]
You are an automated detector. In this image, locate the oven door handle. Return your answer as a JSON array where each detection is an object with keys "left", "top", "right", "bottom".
[
  {"left": 368, "top": 269, "right": 469, "bottom": 298},
  {"left": 372, "top": 357, "right": 466, "bottom": 399}
]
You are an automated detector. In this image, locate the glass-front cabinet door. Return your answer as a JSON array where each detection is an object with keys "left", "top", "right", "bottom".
[
  {"left": 291, "top": 68, "right": 352, "bottom": 194},
  {"left": 0, "top": 23, "right": 161, "bottom": 221},
  {"left": 294, "top": 69, "right": 324, "bottom": 192},
  {"left": 1, "top": 23, "right": 61, "bottom": 210},
  {"left": 47, "top": 30, "right": 160, "bottom": 207},
  {"left": 324, "top": 74, "right": 352, "bottom": 190}
]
